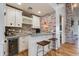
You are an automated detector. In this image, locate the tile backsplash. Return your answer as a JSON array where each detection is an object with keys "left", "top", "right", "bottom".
[
  {"left": 21, "top": 24, "right": 35, "bottom": 34},
  {"left": 5, "top": 27, "right": 21, "bottom": 36},
  {"left": 5, "top": 24, "right": 35, "bottom": 36}
]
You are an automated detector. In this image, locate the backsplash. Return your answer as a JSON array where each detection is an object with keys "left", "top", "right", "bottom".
[
  {"left": 5, "top": 27, "right": 22, "bottom": 36},
  {"left": 21, "top": 24, "right": 35, "bottom": 34},
  {"left": 5, "top": 24, "right": 35, "bottom": 36}
]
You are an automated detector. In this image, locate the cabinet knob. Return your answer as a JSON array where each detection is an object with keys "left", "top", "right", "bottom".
[{"left": 4, "top": 40, "right": 7, "bottom": 43}]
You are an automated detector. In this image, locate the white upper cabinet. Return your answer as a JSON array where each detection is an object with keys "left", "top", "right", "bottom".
[
  {"left": 32, "top": 15, "right": 40, "bottom": 28},
  {"left": 6, "top": 6, "right": 22, "bottom": 27},
  {"left": 15, "top": 10, "right": 22, "bottom": 27},
  {"left": 22, "top": 16, "right": 32, "bottom": 25},
  {"left": 6, "top": 6, "right": 16, "bottom": 27}
]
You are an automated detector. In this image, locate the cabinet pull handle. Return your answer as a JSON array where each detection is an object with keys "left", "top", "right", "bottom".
[{"left": 4, "top": 40, "right": 7, "bottom": 43}]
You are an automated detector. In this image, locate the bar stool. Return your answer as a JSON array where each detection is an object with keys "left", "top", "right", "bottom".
[
  {"left": 49, "top": 38, "right": 57, "bottom": 55},
  {"left": 37, "top": 40, "right": 50, "bottom": 56}
]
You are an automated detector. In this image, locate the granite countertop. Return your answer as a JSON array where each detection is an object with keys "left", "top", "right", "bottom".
[
  {"left": 5, "top": 35, "right": 19, "bottom": 39},
  {"left": 5, "top": 34, "right": 31, "bottom": 39},
  {"left": 5, "top": 32, "right": 55, "bottom": 38},
  {"left": 30, "top": 32, "right": 54, "bottom": 36}
]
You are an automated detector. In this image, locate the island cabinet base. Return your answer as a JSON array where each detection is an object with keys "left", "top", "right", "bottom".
[{"left": 28, "top": 34, "right": 54, "bottom": 56}]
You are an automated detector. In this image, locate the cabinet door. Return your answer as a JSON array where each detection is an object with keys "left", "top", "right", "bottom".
[
  {"left": 24, "top": 36, "right": 28, "bottom": 49},
  {"left": 3, "top": 39, "right": 8, "bottom": 56},
  {"left": 36, "top": 17, "right": 40, "bottom": 28},
  {"left": 15, "top": 10, "right": 22, "bottom": 27},
  {"left": 6, "top": 6, "right": 16, "bottom": 27},
  {"left": 19, "top": 37, "right": 26, "bottom": 52},
  {"left": 32, "top": 15, "right": 40, "bottom": 28},
  {"left": 23, "top": 16, "right": 32, "bottom": 24}
]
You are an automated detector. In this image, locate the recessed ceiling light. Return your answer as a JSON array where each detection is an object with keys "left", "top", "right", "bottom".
[
  {"left": 38, "top": 11, "right": 41, "bottom": 14},
  {"left": 73, "top": 4, "right": 77, "bottom": 8}
]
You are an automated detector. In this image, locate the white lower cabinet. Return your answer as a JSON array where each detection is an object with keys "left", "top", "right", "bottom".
[
  {"left": 3, "top": 39, "right": 8, "bottom": 56},
  {"left": 19, "top": 36, "right": 28, "bottom": 52}
]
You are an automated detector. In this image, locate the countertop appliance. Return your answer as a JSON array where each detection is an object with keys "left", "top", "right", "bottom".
[{"left": 35, "top": 28, "right": 40, "bottom": 33}]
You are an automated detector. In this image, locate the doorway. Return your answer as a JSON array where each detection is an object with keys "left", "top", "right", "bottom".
[{"left": 59, "top": 15, "right": 62, "bottom": 45}]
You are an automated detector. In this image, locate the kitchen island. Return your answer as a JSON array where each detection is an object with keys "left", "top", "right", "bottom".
[
  {"left": 4, "top": 33, "right": 59, "bottom": 56},
  {"left": 28, "top": 33, "right": 56, "bottom": 56}
]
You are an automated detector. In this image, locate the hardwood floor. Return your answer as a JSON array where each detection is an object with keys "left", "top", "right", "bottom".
[
  {"left": 16, "top": 43, "right": 79, "bottom": 56},
  {"left": 47, "top": 42, "right": 79, "bottom": 56},
  {"left": 17, "top": 50, "right": 28, "bottom": 56}
]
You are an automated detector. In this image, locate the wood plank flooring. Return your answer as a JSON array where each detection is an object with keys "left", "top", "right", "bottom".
[
  {"left": 17, "top": 50, "right": 28, "bottom": 56},
  {"left": 17, "top": 43, "right": 79, "bottom": 56},
  {"left": 47, "top": 43, "right": 79, "bottom": 56}
]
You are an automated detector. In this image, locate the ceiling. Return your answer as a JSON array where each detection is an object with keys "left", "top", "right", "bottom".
[{"left": 7, "top": 3, "right": 54, "bottom": 16}]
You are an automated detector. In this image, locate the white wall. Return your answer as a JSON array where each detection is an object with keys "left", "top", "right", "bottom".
[
  {"left": 55, "top": 8, "right": 60, "bottom": 48},
  {"left": 55, "top": 4, "right": 66, "bottom": 48},
  {"left": 0, "top": 3, "right": 5, "bottom": 56},
  {"left": 59, "top": 4, "right": 66, "bottom": 44}
]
